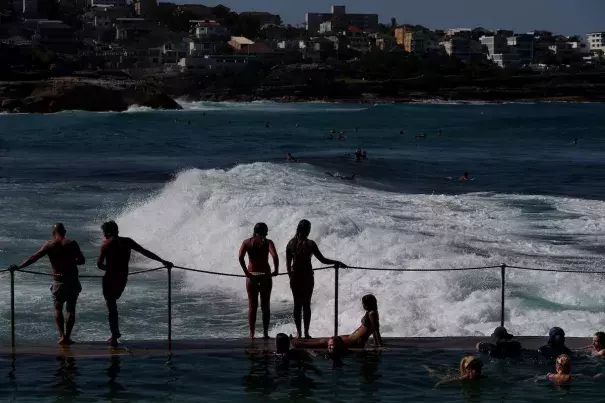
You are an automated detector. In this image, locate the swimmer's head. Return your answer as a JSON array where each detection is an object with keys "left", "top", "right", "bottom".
[
  {"left": 548, "top": 327, "right": 566, "bottom": 346},
  {"left": 101, "top": 221, "right": 119, "bottom": 238},
  {"left": 52, "top": 223, "right": 66, "bottom": 237},
  {"left": 556, "top": 354, "right": 571, "bottom": 374},
  {"left": 296, "top": 219, "right": 311, "bottom": 238},
  {"left": 253, "top": 223, "right": 268, "bottom": 238},
  {"left": 362, "top": 294, "right": 378, "bottom": 311},
  {"left": 593, "top": 332, "right": 605, "bottom": 350},
  {"left": 463, "top": 172, "right": 469, "bottom": 177},
  {"left": 275, "top": 333, "right": 290, "bottom": 354},
  {"left": 328, "top": 336, "right": 345, "bottom": 355},
  {"left": 460, "top": 355, "right": 483, "bottom": 378}
]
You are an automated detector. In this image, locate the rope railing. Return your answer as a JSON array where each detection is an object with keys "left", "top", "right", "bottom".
[{"left": 4, "top": 262, "right": 605, "bottom": 350}]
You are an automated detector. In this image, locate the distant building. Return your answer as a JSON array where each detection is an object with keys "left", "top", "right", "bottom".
[
  {"left": 133, "top": 0, "right": 156, "bottom": 18},
  {"left": 403, "top": 30, "right": 442, "bottom": 53},
  {"left": 394, "top": 25, "right": 414, "bottom": 45},
  {"left": 177, "top": 54, "right": 257, "bottom": 73},
  {"left": 89, "top": 0, "right": 127, "bottom": 8},
  {"left": 446, "top": 28, "right": 471, "bottom": 37},
  {"left": 92, "top": 7, "right": 130, "bottom": 29},
  {"left": 228, "top": 36, "right": 273, "bottom": 54},
  {"left": 114, "top": 17, "right": 151, "bottom": 40},
  {"left": 22, "top": 0, "right": 37, "bottom": 17},
  {"left": 32, "top": 20, "right": 76, "bottom": 53},
  {"left": 441, "top": 36, "right": 483, "bottom": 61},
  {"left": 305, "top": 5, "right": 378, "bottom": 35},
  {"left": 587, "top": 32, "right": 605, "bottom": 54},
  {"left": 480, "top": 35, "right": 519, "bottom": 68},
  {"left": 191, "top": 20, "right": 229, "bottom": 38},
  {"left": 507, "top": 34, "right": 534, "bottom": 65}
]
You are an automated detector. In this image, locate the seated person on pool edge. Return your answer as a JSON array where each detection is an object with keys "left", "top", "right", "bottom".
[
  {"left": 539, "top": 327, "right": 573, "bottom": 359},
  {"left": 547, "top": 354, "right": 573, "bottom": 385},
  {"left": 293, "top": 294, "right": 383, "bottom": 349},
  {"left": 239, "top": 223, "right": 279, "bottom": 340},
  {"left": 97, "top": 220, "right": 173, "bottom": 347},
  {"left": 11, "top": 223, "right": 85, "bottom": 345},
  {"left": 476, "top": 326, "right": 522, "bottom": 358}
]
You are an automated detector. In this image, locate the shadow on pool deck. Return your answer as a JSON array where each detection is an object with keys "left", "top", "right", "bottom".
[{"left": 0, "top": 336, "right": 592, "bottom": 358}]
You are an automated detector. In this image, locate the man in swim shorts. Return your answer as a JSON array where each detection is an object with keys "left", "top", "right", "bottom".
[
  {"left": 11, "top": 223, "right": 85, "bottom": 345},
  {"left": 97, "top": 220, "right": 173, "bottom": 347},
  {"left": 239, "top": 223, "right": 279, "bottom": 339}
]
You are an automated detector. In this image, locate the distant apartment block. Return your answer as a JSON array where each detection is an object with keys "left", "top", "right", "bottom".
[
  {"left": 403, "top": 30, "right": 441, "bottom": 53},
  {"left": 587, "top": 32, "right": 605, "bottom": 54},
  {"left": 191, "top": 20, "right": 228, "bottom": 38},
  {"left": 441, "top": 36, "right": 483, "bottom": 61},
  {"left": 305, "top": 5, "right": 378, "bottom": 35}
]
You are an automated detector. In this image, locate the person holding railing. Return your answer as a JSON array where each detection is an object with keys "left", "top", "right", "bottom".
[
  {"left": 238, "top": 223, "right": 279, "bottom": 340},
  {"left": 293, "top": 294, "right": 382, "bottom": 349},
  {"left": 97, "top": 220, "right": 173, "bottom": 347},
  {"left": 10, "top": 223, "right": 85, "bottom": 345},
  {"left": 286, "top": 219, "right": 346, "bottom": 340}
]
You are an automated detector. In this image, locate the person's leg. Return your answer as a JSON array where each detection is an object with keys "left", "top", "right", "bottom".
[
  {"left": 290, "top": 279, "right": 302, "bottom": 339},
  {"left": 259, "top": 277, "right": 272, "bottom": 339},
  {"left": 302, "top": 276, "right": 315, "bottom": 339},
  {"left": 246, "top": 278, "right": 259, "bottom": 339},
  {"left": 53, "top": 300, "right": 66, "bottom": 344},
  {"left": 64, "top": 295, "right": 78, "bottom": 344},
  {"left": 105, "top": 298, "right": 119, "bottom": 344}
]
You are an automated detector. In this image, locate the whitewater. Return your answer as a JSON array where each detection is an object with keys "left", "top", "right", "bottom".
[{"left": 1, "top": 101, "right": 605, "bottom": 343}]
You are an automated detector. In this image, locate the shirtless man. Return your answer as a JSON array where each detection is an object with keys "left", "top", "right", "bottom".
[
  {"left": 11, "top": 223, "right": 85, "bottom": 345},
  {"left": 286, "top": 219, "right": 345, "bottom": 339},
  {"left": 238, "top": 223, "right": 279, "bottom": 339},
  {"left": 97, "top": 220, "right": 173, "bottom": 347}
]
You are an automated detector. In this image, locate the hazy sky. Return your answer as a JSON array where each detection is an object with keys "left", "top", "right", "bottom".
[{"left": 181, "top": 0, "right": 604, "bottom": 34}]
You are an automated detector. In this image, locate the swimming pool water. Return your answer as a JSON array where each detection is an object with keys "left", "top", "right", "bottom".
[{"left": 2, "top": 346, "right": 604, "bottom": 403}]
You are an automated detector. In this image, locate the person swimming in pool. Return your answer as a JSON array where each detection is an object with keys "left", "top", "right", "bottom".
[
  {"left": 239, "top": 223, "right": 279, "bottom": 340},
  {"left": 427, "top": 355, "right": 485, "bottom": 387},
  {"left": 459, "top": 172, "right": 469, "bottom": 181},
  {"left": 476, "top": 326, "right": 522, "bottom": 359},
  {"left": 547, "top": 354, "right": 573, "bottom": 385},
  {"left": 581, "top": 331, "right": 605, "bottom": 357},
  {"left": 539, "top": 327, "right": 573, "bottom": 360},
  {"left": 287, "top": 220, "right": 346, "bottom": 340},
  {"left": 292, "top": 294, "right": 382, "bottom": 348}
]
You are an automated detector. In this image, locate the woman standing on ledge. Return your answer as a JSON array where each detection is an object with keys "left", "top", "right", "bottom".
[
  {"left": 287, "top": 219, "right": 346, "bottom": 339},
  {"left": 239, "top": 223, "right": 279, "bottom": 340}
]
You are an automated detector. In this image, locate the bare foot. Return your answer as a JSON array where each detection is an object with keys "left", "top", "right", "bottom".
[
  {"left": 295, "top": 333, "right": 302, "bottom": 340},
  {"left": 108, "top": 337, "right": 118, "bottom": 348},
  {"left": 58, "top": 337, "right": 68, "bottom": 345},
  {"left": 304, "top": 334, "right": 312, "bottom": 340},
  {"left": 248, "top": 334, "right": 255, "bottom": 340}
]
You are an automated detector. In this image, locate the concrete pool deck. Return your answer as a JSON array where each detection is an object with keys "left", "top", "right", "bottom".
[{"left": 0, "top": 337, "right": 593, "bottom": 358}]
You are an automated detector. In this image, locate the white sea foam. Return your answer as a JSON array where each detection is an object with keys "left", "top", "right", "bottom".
[
  {"left": 109, "top": 163, "right": 605, "bottom": 338},
  {"left": 176, "top": 99, "right": 368, "bottom": 113}
]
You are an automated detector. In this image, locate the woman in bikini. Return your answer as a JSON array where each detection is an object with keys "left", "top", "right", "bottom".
[{"left": 293, "top": 294, "right": 383, "bottom": 348}]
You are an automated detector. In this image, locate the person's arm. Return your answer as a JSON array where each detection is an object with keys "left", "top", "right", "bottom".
[
  {"left": 286, "top": 242, "right": 293, "bottom": 276},
  {"left": 17, "top": 242, "right": 50, "bottom": 269},
  {"left": 595, "top": 349, "right": 605, "bottom": 357},
  {"left": 310, "top": 241, "right": 346, "bottom": 268},
  {"left": 268, "top": 240, "right": 279, "bottom": 276},
  {"left": 369, "top": 311, "right": 383, "bottom": 347},
  {"left": 73, "top": 241, "right": 85, "bottom": 265},
  {"left": 129, "top": 239, "right": 173, "bottom": 268},
  {"left": 97, "top": 244, "right": 107, "bottom": 271},
  {"left": 238, "top": 241, "right": 251, "bottom": 278}
]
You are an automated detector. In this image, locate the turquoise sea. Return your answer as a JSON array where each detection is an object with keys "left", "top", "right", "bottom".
[{"left": 1, "top": 101, "right": 605, "bottom": 401}]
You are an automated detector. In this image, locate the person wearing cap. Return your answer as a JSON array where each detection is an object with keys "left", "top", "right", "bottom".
[
  {"left": 476, "top": 326, "right": 522, "bottom": 358},
  {"left": 539, "top": 327, "right": 573, "bottom": 360},
  {"left": 97, "top": 220, "right": 173, "bottom": 347},
  {"left": 547, "top": 354, "right": 573, "bottom": 385},
  {"left": 239, "top": 223, "right": 279, "bottom": 340},
  {"left": 10, "top": 223, "right": 85, "bottom": 345}
]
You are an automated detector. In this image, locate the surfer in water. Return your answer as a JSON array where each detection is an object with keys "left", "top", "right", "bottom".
[
  {"left": 239, "top": 223, "right": 279, "bottom": 340},
  {"left": 326, "top": 172, "right": 356, "bottom": 180},
  {"left": 287, "top": 220, "right": 346, "bottom": 339},
  {"left": 293, "top": 294, "right": 382, "bottom": 348},
  {"left": 460, "top": 172, "right": 469, "bottom": 181},
  {"left": 97, "top": 220, "right": 173, "bottom": 347},
  {"left": 11, "top": 223, "right": 85, "bottom": 345}
]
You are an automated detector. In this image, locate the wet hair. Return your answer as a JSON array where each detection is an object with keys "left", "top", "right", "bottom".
[
  {"left": 460, "top": 355, "right": 483, "bottom": 376},
  {"left": 464, "top": 172, "right": 469, "bottom": 177},
  {"left": 548, "top": 327, "right": 566, "bottom": 345},
  {"left": 296, "top": 219, "right": 311, "bottom": 239},
  {"left": 102, "top": 220, "right": 119, "bottom": 237},
  {"left": 52, "top": 223, "right": 66, "bottom": 236},
  {"left": 595, "top": 332, "right": 605, "bottom": 347},
  {"left": 362, "top": 294, "right": 378, "bottom": 311},
  {"left": 331, "top": 336, "right": 345, "bottom": 354},
  {"left": 275, "top": 333, "right": 290, "bottom": 353},
  {"left": 556, "top": 354, "right": 571, "bottom": 374},
  {"left": 253, "top": 223, "right": 268, "bottom": 238}
]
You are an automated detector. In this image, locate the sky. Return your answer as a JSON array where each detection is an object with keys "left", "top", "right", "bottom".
[{"left": 179, "top": 0, "right": 604, "bottom": 35}]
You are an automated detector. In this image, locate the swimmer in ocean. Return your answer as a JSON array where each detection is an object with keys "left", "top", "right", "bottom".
[
  {"left": 362, "top": 151, "right": 368, "bottom": 160},
  {"left": 286, "top": 220, "right": 346, "bottom": 339},
  {"left": 415, "top": 133, "right": 426, "bottom": 139},
  {"left": 400, "top": 129, "right": 404, "bottom": 135},
  {"left": 292, "top": 295, "right": 381, "bottom": 347},
  {"left": 437, "top": 129, "right": 442, "bottom": 137},
  {"left": 238, "top": 223, "right": 279, "bottom": 340},
  {"left": 286, "top": 153, "right": 298, "bottom": 162},
  {"left": 265, "top": 121, "right": 270, "bottom": 128},
  {"left": 547, "top": 354, "right": 573, "bottom": 385},
  {"left": 355, "top": 148, "right": 362, "bottom": 161},
  {"left": 460, "top": 172, "right": 469, "bottom": 181}
]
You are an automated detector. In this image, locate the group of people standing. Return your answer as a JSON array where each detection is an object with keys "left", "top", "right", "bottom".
[
  {"left": 9, "top": 222, "right": 173, "bottom": 347},
  {"left": 238, "top": 219, "right": 347, "bottom": 340}
]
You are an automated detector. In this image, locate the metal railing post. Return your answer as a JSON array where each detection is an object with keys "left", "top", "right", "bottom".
[
  {"left": 500, "top": 264, "right": 506, "bottom": 327},
  {"left": 167, "top": 266, "right": 172, "bottom": 351},
  {"left": 10, "top": 266, "right": 15, "bottom": 348},
  {"left": 334, "top": 265, "right": 339, "bottom": 336}
]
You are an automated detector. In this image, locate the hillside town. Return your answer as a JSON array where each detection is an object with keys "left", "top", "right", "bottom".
[{"left": 1, "top": 2, "right": 604, "bottom": 112}]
